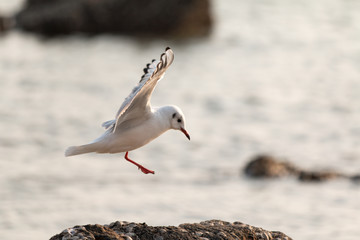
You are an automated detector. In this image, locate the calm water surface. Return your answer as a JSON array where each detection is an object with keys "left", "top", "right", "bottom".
[{"left": 1, "top": 0, "right": 360, "bottom": 239}]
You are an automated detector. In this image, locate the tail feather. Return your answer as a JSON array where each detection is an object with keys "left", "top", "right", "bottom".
[{"left": 65, "top": 143, "right": 99, "bottom": 157}]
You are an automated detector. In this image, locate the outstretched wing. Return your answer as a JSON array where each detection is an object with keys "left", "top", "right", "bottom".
[{"left": 103, "top": 47, "right": 174, "bottom": 133}]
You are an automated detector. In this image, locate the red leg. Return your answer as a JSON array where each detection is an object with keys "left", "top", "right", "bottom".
[{"left": 124, "top": 152, "right": 155, "bottom": 174}]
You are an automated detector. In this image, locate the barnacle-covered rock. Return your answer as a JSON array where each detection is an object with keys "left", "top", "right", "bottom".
[{"left": 50, "top": 220, "right": 292, "bottom": 240}]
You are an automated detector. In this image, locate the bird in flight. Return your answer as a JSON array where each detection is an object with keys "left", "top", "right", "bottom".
[{"left": 65, "top": 47, "right": 190, "bottom": 174}]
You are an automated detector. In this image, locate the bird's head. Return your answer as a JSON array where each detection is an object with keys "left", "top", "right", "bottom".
[{"left": 167, "top": 105, "right": 190, "bottom": 140}]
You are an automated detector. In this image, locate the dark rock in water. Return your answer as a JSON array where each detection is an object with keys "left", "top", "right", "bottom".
[
  {"left": 244, "top": 154, "right": 358, "bottom": 183},
  {"left": 15, "top": 0, "right": 212, "bottom": 38},
  {"left": 0, "top": 15, "right": 15, "bottom": 33},
  {"left": 298, "top": 170, "right": 345, "bottom": 182},
  {"left": 0, "top": 16, "right": 5, "bottom": 33},
  {"left": 350, "top": 174, "right": 360, "bottom": 182},
  {"left": 244, "top": 155, "right": 299, "bottom": 178},
  {"left": 50, "top": 220, "right": 293, "bottom": 240}
]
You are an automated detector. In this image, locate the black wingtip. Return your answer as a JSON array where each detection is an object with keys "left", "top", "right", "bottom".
[{"left": 165, "top": 47, "right": 171, "bottom": 51}]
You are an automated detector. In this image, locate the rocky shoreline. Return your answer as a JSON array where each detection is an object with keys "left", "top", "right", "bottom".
[{"left": 50, "top": 220, "right": 292, "bottom": 240}]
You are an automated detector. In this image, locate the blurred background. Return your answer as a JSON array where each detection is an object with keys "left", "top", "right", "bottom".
[{"left": 1, "top": 0, "right": 360, "bottom": 239}]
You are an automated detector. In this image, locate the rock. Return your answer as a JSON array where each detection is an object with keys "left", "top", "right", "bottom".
[
  {"left": 0, "top": 15, "right": 15, "bottom": 33},
  {"left": 50, "top": 220, "right": 292, "bottom": 240},
  {"left": 244, "top": 154, "right": 358, "bottom": 182},
  {"left": 51, "top": 224, "right": 124, "bottom": 240},
  {"left": 350, "top": 174, "right": 360, "bottom": 182},
  {"left": 298, "top": 170, "right": 345, "bottom": 182},
  {"left": 15, "top": 0, "right": 212, "bottom": 38},
  {"left": 244, "top": 155, "right": 299, "bottom": 178}
]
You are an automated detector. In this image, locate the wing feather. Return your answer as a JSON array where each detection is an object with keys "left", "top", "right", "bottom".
[{"left": 102, "top": 47, "right": 174, "bottom": 133}]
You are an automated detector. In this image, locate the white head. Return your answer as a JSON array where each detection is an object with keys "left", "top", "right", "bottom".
[{"left": 164, "top": 105, "right": 190, "bottom": 140}]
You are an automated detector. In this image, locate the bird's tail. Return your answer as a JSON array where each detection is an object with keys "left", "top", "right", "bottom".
[{"left": 65, "top": 143, "right": 99, "bottom": 157}]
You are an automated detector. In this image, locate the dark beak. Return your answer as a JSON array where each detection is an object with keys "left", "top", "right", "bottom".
[{"left": 180, "top": 127, "right": 190, "bottom": 140}]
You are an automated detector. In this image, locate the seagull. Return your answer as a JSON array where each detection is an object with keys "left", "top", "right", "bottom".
[{"left": 65, "top": 47, "right": 190, "bottom": 174}]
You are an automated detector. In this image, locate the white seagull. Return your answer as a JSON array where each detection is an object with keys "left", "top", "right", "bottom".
[{"left": 65, "top": 47, "right": 190, "bottom": 174}]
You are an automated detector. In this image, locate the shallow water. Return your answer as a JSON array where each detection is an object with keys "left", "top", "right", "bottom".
[{"left": 1, "top": 0, "right": 360, "bottom": 239}]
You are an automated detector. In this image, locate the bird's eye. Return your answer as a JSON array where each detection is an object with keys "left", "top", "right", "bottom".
[
  {"left": 172, "top": 113, "right": 176, "bottom": 118},
  {"left": 177, "top": 119, "right": 182, "bottom": 123}
]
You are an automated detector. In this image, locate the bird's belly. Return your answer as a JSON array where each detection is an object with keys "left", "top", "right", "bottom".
[{"left": 105, "top": 124, "right": 166, "bottom": 153}]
